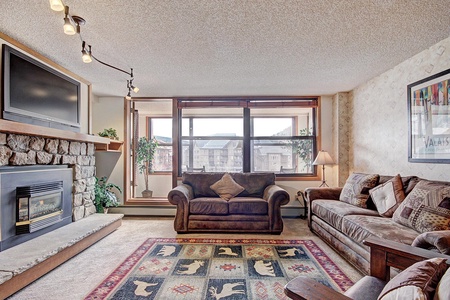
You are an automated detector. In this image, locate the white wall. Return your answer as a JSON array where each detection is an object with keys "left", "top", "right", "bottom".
[
  {"left": 349, "top": 37, "right": 450, "bottom": 181},
  {"left": 92, "top": 96, "right": 125, "bottom": 200}
]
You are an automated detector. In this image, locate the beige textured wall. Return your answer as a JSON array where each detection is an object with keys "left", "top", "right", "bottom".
[{"left": 349, "top": 37, "right": 450, "bottom": 181}]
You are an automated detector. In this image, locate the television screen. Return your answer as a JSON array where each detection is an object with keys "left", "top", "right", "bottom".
[{"left": 2, "top": 44, "right": 81, "bottom": 132}]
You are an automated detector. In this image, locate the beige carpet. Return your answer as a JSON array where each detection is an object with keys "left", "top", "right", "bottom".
[{"left": 7, "top": 217, "right": 363, "bottom": 300}]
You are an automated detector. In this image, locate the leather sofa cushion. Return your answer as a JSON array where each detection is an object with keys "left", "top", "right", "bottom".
[
  {"left": 189, "top": 197, "right": 228, "bottom": 215},
  {"left": 312, "top": 200, "right": 379, "bottom": 230},
  {"left": 183, "top": 173, "right": 224, "bottom": 198},
  {"left": 228, "top": 197, "right": 268, "bottom": 215},
  {"left": 341, "top": 215, "right": 418, "bottom": 246},
  {"left": 231, "top": 173, "right": 275, "bottom": 198},
  {"left": 182, "top": 172, "right": 275, "bottom": 198}
]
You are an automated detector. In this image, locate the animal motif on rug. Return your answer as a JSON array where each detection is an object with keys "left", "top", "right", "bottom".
[
  {"left": 218, "top": 247, "right": 238, "bottom": 256},
  {"left": 254, "top": 260, "right": 275, "bottom": 276},
  {"left": 157, "top": 245, "right": 176, "bottom": 257},
  {"left": 176, "top": 260, "right": 205, "bottom": 275},
  {"left": 278, "top": 247, "right": 304, "bottom": 257},
  {"left": 133, "top": 280, "right": 158, "bottom": 296},
  {"left": 209, "top": 282, "right": 245, "bottom": 300}
]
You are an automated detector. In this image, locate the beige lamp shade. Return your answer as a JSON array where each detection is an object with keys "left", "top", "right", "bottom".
[{"left": 313, "top": 150, "right": 334, "bottom": 165}]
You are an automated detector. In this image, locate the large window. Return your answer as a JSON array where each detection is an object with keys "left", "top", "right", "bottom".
[
  {"left": 178, "top": 98, "right": 318, "bottom": 177},
  {"left": 148, "top": 118, "right": 172, "bottom": 172}
]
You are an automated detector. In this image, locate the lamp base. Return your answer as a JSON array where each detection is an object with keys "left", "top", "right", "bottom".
[{"left": 319, "top": 181, "right": 329, "bottom": 187}]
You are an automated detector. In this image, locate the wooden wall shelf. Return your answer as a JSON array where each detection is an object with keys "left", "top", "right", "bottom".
[
  {"left": 94, "top": 140, "right": 124, "bottom": 152},
  {"left": 0, "top": 119, "right": 113, "bottom": 149}
]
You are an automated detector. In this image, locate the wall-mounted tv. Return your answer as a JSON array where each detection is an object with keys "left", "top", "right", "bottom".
[{"left": 2, "top": 44, "right": 81, "bottom": 132}]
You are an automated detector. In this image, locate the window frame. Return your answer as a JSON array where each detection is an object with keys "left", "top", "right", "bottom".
[
  {"left": 147, "top": 116, "right": 173, "bottom": 174},
  {"left": 175, "top": 97, "right": 320, "bottom": 180}
]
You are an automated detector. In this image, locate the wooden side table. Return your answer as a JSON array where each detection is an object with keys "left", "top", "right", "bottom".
[{"left": 284, "top": 277, "right": 351, "bottom": 300}]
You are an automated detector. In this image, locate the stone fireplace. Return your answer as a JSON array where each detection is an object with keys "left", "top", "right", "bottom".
[{"left": 0, "top": 131, "right": 100, "bottom": 250}]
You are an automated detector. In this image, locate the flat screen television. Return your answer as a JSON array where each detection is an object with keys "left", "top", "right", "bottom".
[{"left": 2, "top": 44, "right": 81, "bottom": 132}]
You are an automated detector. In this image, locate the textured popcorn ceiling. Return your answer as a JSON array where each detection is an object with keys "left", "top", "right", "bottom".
[{"left": 0, "top": 0, "right": 449, "bottom": 97}]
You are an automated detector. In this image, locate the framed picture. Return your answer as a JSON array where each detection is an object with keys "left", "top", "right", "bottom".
[{"left": 408, "top": 68, "right": 450, "bottom": 163}]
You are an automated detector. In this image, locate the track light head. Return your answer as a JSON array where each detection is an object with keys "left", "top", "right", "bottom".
[
  {"left": 129, "top": 78, "right": 139, "bottom": 93},
  {"left": 125, "top": 90, "right": 132, "bottom": 100},
  {"left": 81, "top": 42, "right": 92, "bottom": 63},
  {"left": 131, "top": 85, "right": 139, "bottom": 93},
  {"left": 63, "top": 6, "right": 76, "bottom": 35},
  {"left": 49, "top": 0, "right": 64, "bottom": 11}
]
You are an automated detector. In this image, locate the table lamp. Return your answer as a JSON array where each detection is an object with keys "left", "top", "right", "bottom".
[{"left": 313, "top": 150, "right": 334, "bottom": 187}]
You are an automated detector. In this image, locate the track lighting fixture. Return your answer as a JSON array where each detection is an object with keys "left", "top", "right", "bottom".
[
  {"left": 50, "top": 2, "right": 139, "bottom": 99},
  {"left": 49, "top": 0, "right": 64, "bottom": 11},
  {"left": 125, "top": 90, "right": 132, "bottom": 100},
  {"left": 63, "top": 6, "right": 76, "bottom": 35},
  {"left": 81, "top": 42, "right": 92, "bottom": 63}
]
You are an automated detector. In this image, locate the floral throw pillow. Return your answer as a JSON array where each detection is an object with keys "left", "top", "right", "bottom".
[
  {"left": 339, "top": 173, "right": 379, "bottom": 208},
  {"left": 392, "top": 180, "right": 450, "bottom": 229},
  {"left": 369, "top": 174, "right": 406, "bottom": 217},
  {"left": 210, "top": 173, "right": 245, "bottom": 201}
]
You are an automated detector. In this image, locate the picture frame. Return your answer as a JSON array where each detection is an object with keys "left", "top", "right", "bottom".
[{"left": 408, "top": 68, "right": 450, "bottom": 163}]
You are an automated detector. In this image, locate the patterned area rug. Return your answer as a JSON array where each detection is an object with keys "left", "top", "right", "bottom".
[{"left": 85, "top": 238, "right": 353, "bottom": 299}]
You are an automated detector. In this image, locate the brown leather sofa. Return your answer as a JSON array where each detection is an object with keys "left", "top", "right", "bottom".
[
  {"left": 168, "top": 172, "right": 290, "bottom": 234},
  {"left": 305, "top": 175, "right": 450, "bottom": 275}
]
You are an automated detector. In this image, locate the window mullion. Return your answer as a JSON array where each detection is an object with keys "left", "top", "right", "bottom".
[{"left": 243, "top": 107, "right": 251, "bottom": 172}]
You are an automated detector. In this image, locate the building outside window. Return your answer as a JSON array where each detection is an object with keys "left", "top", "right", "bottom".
[{"left": 178, "top": 98, "right": 318, "bottom": 177}]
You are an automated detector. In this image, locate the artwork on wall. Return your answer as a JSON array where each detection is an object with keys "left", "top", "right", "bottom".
[{"left": 408, "top": 68, "right": 450, "bottom": 163}]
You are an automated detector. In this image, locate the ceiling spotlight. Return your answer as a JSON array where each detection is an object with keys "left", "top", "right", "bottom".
[
  {"left": 125, "top": 90, "right": 132, "bottom": 100},
  {"left": 63, "top": 6, "right": 75, "bottom": 35},
  {"left": 130, "top": 81, "right": 139, "bottom": 93},
  {"left": 81, "top": 42, "right": 92, "bottom": 63},
  {"left": 49, "top": 0, "right": 64, "bottom": 11}
]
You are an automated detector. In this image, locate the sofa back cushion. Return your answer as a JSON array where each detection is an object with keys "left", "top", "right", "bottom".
[
  {"left": 182, "top": 172, "right": 275, "bottom": 198},
  {"left": 340, "top": 173, "right": 379, "bottom": 208},
  {"left": 392, "top": 180, "right": 450, "bottom": 232},
  {"left": 231, "top": 173, "right": 275, "bottom": 198}
]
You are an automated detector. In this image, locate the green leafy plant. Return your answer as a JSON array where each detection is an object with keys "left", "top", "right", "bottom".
[
  {"left": 93, "top": 176, "right": 122, "bottom": 213},
  {"left": 136, "top": 137, "right": 158, "bottom": 194},
  {"left": 98, "top": 128, "right": 119, "bottom": 140},
  {"left": 290, "top": 128, "right": 313, "bottom": 172}
]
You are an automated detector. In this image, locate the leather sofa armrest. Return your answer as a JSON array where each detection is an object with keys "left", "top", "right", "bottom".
[
  {"left": 167, "top": 184, "right": 193, "bottom": 233},
  {"left": 411, "top": 230, "right": 450, "bottom": 255},
  {"left": 305, "top": 187, "right": 342, "bottom": 202},
  {"left": 363, "top": 236, "right": 450, "bottom": 281},
  {"left": 264, "top": 185, "right": 290, "bottom": 233},
  {"left": 263, "top": 184, "right": 290, "bottom": 205},
  {"left": 304, "top": 187, "right": 342, "bottom": 228},
  {"left": 167, "top": 184, "right": 193, "bottom": 205}
]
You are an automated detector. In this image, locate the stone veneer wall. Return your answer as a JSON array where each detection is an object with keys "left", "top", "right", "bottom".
[{"left": 0, "top": 133, "right": 97, "bottom": 221}]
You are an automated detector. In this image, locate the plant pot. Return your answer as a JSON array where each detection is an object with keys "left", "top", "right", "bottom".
[{"left": 142, "top": 190, "right": 153, "bottom": 198}]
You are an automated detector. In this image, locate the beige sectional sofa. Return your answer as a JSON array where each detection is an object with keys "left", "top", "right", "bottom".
[{"left": 305, "top": 174, "right": 450, "bottom": 274}]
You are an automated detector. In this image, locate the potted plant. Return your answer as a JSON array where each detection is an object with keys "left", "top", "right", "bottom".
[
  {"left": 98, "top": 128, "right": 119, "bottom": 140},
  {"left": 93, "top": 176, "right": 122, "bottom": 213},
  {"left": 136, "top": 137, "right": 158, "bottom": 198}
]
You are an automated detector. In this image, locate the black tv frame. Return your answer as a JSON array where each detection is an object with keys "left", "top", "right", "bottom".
[{"left": 1, "top": 44, "right": 81, "bottom": 132}]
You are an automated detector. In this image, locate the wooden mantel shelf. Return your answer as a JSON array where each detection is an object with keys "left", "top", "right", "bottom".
[{"left": 0, "top": 119, "right": 110, "bottom": 147}]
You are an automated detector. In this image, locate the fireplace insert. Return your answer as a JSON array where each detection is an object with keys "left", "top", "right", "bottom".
[{"left": 16, "top": 181, "right": 64, "bottom": 234}]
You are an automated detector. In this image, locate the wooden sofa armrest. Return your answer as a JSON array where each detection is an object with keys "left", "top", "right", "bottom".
[
  {"left": 284, "top": 277, "right": 352, "bottom": 300},
  {"left": 363, "top": 236, "right": 450, "bottom": 281}
]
